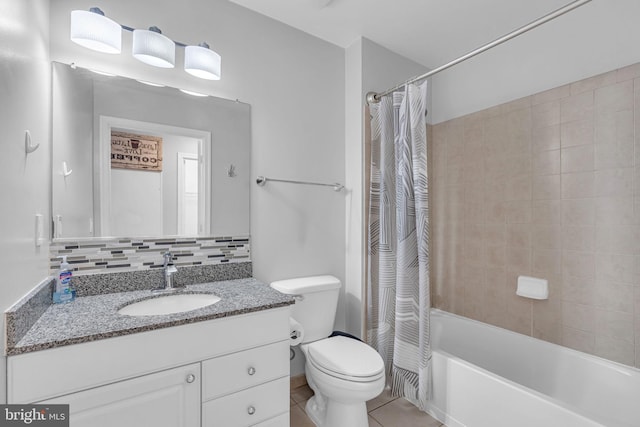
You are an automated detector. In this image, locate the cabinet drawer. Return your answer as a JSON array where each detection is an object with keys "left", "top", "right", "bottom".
[
  {"left": 251, "top": 413, "right": 289, "bottom": 427},
  {"left": 202, "top": 376, "right": 289, "bottom": 427},
  {"left": 202, "top": 340, "right": 289, "bottom": 400}
]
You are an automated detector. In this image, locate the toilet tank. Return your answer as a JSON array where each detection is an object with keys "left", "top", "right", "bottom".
[{"left": 270, "top": 275, "right": 341, "bottom": 343}]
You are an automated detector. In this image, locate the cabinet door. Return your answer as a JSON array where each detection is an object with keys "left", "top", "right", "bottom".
[{"left": 41, "top": 363, "right": 200, "bottom": 427}]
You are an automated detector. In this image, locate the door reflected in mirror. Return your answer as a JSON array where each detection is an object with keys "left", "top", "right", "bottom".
[{"left": 98, "top": 117, "right": 211, "bottom": 237}]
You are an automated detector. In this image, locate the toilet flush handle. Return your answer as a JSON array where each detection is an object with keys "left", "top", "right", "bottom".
[{"left": 292, "top": 294, "right": 304, "bottom": 302}]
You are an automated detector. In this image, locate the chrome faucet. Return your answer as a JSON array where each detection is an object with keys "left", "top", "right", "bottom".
[{"left": 162, "top": 251, "right": 178, "bottom": 290}]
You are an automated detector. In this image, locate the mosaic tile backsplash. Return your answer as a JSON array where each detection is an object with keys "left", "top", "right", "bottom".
[{"left": 50, "top": 236, "right": 250, "bottom": 275}]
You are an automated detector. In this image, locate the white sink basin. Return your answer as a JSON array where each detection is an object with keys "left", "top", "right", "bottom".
[{"left": 118, "top": 293, "right": 221, "bottom": 316}]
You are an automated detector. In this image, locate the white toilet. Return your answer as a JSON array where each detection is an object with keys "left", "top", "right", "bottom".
[{"left": 271, "top": 275, "right": 385, "bottom": 427}]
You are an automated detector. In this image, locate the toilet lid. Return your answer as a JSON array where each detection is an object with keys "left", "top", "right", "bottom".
[{"left": 307, "top": 336, "right": 385, "bottom": 381}]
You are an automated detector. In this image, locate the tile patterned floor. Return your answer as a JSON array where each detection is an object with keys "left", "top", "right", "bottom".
[{"left": 290, "top": 384, "right": 445, "bottom": 427}]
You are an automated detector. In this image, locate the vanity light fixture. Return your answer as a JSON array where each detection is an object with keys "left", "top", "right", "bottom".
[
  {"left": 132, "top": 26, "right": 175, "bottom": 68},
  {"left": 70, "top": 8, "right": 222, "bottom": 80},
  {"left": 70, "top": 8, "right": 121, "bottom": 54},
  {"left": 184, "top": 42, "right": 221, "bottom": 80}
]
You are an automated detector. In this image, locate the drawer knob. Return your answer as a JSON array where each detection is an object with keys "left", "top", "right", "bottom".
[
  {"left": 247, "top": 367, "right": 256, "bottom": 376},
  {"left": 247, "top": 406, "right": 256, "bottom": 415},
  {"left": 186, "top": 374, "right": 196, "bottom": 384}
]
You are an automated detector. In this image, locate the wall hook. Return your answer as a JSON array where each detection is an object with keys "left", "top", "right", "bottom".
[
  {"left": 24, "top": 130, "right": 39, "bottom": 154},
  {"left": 62, "top": 161, "right": 73, "bottom": 177}
]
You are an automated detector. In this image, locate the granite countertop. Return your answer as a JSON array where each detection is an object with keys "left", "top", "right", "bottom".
[{"left": 7, "top": 278, "right": 294, "bottom": 356}]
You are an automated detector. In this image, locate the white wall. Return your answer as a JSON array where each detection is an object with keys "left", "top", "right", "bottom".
[
  {"left": 431, "top": 0, "right": 640, "bottom": 123},
  {"left": 0, "top": 0, "right": 51, "bottom": 403},
  {"left": 344, "top": 38, "right": 364, "bottom": 338},
  {"left": 344, "top": 37, "right": 427, "bottom": 337}
]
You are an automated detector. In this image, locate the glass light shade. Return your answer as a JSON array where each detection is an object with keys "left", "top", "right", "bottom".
[
  {"left": 184, "top": 44, "right": 221, "bottom": 80},
  {"left": 132, "top": 28, "right": 175, "bottom": 68},
  {"left": 70, "top": 9, "right": 122, "bottom": 54}
]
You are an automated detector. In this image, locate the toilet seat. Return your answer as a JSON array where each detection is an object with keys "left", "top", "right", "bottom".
[{"left": 306, "top": 336, "right": 385, "bottom": 383}]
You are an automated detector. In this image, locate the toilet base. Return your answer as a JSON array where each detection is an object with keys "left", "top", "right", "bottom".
[{"left": 305, "top": 394, "right": 370, "bottom": 427}]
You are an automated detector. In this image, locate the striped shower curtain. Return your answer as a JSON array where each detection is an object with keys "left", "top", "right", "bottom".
[{"left": 366, "top": 81, "right": 431, "bottom": 410}]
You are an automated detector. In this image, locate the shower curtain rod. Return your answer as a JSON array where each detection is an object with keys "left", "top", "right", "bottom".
[{"left": 366, "top": 0, "right": 593, "bottom": 104}]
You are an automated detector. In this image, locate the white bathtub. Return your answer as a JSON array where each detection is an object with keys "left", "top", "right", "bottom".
[{"left": 426, "top": 309, "right": 640, "bottom": 427}]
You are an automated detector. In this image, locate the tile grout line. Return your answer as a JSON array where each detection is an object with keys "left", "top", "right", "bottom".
[{"left": 368, "top": 396, "right": 400, "bottom": 414}]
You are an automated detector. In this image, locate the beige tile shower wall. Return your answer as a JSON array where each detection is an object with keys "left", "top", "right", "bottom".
[{"left": 431, "top": 62, "right": 640, "bottom": 368}]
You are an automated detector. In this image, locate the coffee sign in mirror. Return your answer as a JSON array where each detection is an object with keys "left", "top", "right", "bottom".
[{"left": 51, "top": 62, "right": 250, "bottom": 240}]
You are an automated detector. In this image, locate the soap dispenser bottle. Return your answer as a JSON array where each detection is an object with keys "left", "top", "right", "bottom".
[{"left": 53, "top": 256, "right": 76, "bottom": 303}]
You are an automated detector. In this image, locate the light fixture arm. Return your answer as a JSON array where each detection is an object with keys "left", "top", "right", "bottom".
[
  {"left": 88, "top": 7, "right": 104, "bottom": 15},
  {"left": 119, "top": 23, "right": 188, "bottom": 47}
]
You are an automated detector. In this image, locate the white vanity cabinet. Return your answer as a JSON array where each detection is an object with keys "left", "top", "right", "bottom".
[{"left": 7, "top": 307, "right": 291, "bottom": 427}]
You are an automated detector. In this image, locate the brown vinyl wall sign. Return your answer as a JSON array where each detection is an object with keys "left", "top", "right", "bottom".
[{"left": 111, "top": 131, "right": 163, "bottom": 171}]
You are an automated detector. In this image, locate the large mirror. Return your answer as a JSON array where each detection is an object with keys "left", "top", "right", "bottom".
[{"left": 51, "top": 62, "right": 251, "bottom": 240}]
